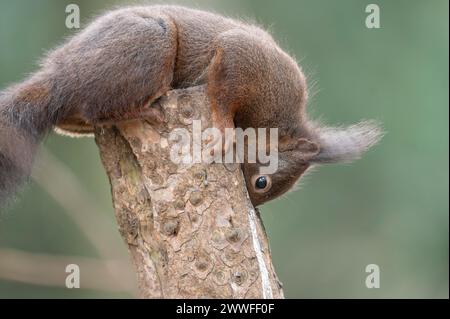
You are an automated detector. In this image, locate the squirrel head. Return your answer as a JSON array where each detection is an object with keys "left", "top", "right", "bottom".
[
  {"left": 242, "top": 120, "right": 383, "bottom": 207},
  {"left": 242, "top": 135, "right": 319, "bottom": 206}
]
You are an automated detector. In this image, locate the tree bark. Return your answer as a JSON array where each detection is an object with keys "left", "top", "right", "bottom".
[{"left": 94, "top": 86, "right": 284, "bottom": 299}]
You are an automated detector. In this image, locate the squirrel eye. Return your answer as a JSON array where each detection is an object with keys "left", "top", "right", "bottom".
[
  {"left": 255, "top": 176, "right": 267, "bottom": 189},
  {"left": 252, "top": 175, "right": 272, "bottom": 193}
]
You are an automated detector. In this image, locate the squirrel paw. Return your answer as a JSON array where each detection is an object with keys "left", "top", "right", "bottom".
[{"left": 205, "top": 127, "right": 235, "bottom": 159}]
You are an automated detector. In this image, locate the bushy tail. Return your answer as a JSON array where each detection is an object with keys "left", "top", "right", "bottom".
[
  {"left": 310, "top": 120, "right": 384, "bottom": 164},
  {"left": 0, "top": 73, "right": 56, "bottom": 207}
]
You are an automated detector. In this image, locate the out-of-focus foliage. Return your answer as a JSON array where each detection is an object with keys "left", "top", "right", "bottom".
[{"left": 0, "top": 0, "right": 448, "bottom": 298}]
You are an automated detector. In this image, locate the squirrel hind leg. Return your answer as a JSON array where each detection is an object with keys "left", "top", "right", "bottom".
[
  {"left": 55, "top": 96, "right": 166, "bottom": 138},
  {"left": 47, "top": 9, "right": 177, "bottom": 133},
  {"left": 91, "top": 96, "right": 166, "bottom": 127}
]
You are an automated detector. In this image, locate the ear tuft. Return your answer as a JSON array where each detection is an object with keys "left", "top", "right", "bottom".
[{"left": 311, "top": 120, "right": 383, "bottom": 164}]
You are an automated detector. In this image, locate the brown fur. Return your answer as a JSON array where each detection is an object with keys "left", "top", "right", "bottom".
[{"left": 0, "top": 5, "right": 382, "bottom": 207}]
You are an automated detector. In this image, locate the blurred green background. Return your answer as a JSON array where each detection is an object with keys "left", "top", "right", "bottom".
[{"left": 0, "top": 0, "right": 448, "bottom": 298}]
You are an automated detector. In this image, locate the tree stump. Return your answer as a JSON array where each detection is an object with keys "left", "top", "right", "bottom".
[{"left": 95, "top": 86, "right": 284, "bottom": 298}]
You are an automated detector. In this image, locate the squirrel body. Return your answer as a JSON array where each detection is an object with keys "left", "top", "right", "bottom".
[{"left": 0, "top": 5, "right": 381, "bottom": 206}]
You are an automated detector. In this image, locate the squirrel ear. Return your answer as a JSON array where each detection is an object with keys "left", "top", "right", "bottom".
[
  {"left": 279, "top": 135, "right": 300, "bottom": 152},
  {"left": 279, "top": 136, "right": 320, "bottom": 158},
  {"left": 295, "top": 138, "right": 320, "bottom": 159}
]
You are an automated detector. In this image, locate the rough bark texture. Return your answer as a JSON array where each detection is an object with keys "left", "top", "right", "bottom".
[{"left": 94, "top": 86, "right": 284, "bottom": 299}]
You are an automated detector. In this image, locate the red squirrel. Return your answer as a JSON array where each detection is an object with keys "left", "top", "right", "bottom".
[{"left": 0, "top": 5, "right": 382, "bottom": 207}]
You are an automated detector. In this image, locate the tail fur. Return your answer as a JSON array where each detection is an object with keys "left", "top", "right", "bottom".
[{"left": 0, "top": 74, "right": 56, "bottom": 207}]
